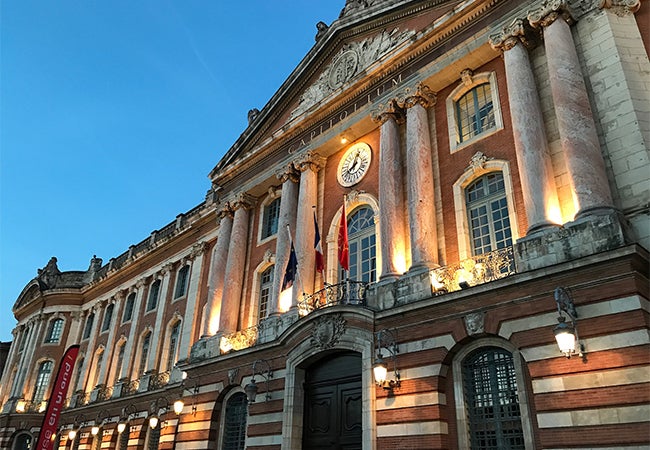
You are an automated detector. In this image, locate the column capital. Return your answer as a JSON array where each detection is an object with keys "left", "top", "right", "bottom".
[
  {"left": 295, "top": 151, "right": 326, "bottom": 173},
  {"left": 136, "top": 277, "right": 147, "bottom": 289},
  {"left": 159, "top": 262, "right": 174, "bottom": 276},
  {"left": 190, "top": 241, "right": 209, "bottom": 260},
  {"left": 398, "top": 83, "right": 437, "bottom": 109},
  {"left": 371, "top": 99, "right": 405, "bottom": 125},
  {"left": 217, "top": 202, "right": 234, "bottom": 220},
  {"left": 230, "top": 192, "right": 256, "bottom": 211},
  {"left": 490, "top": 18, "right": 540, "bottom": 51},
  {"left": 599, "top": 0, "right": 640, "bottom": 14},
  {"left": 276, "top": 163, "right": 300, "bottom": 183},
  {"left": 528, "top": 0, "right": 575, "bottom": 28}
]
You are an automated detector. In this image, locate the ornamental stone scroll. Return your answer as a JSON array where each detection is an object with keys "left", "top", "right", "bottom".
[
  {"left": 295, "top": 151, "right": 326, "bottom": 173},
  {"left": 489, "top": 18, "right": 540, "bottom": 52},
  {"left": 371, "top": 99, "right": 405, "bottom": 125},
  {"left": 528, "top": 0, "right": 576, "bottom": 28}
]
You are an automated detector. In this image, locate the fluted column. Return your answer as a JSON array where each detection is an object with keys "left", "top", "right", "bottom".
[
  {"left": 490, "top": 19, "right": 560, "bottom": 233},
  {"left": 270, "top": 163, "right": 300, "bottom": 314},
  {"left": 179, "top": 242, "right": 208, "bottom": 359},
  {"left": 529, "top": 2, "right": 614, "bottom": 217},
  {"left": 218, "top": 193, "right": 254, "bottom": 334},
  {"left": 401, "top": 84, "right": 439, "bottom": 270},
  {"left": 203, "top": 205, "right": 234, "bottom": 336},
  {"left": 293, "top": 152, "right": 325, "bottom": 305},
  {"left": 373, "top": 100, "right": 407, "bottom": 279}
]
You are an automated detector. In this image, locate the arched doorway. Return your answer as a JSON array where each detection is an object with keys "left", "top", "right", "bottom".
[
  {"left": 302, "top": 351, "right": 362, "bottom": 449},
  {"left": 12, "top": 432, "right": 32, "bottom": 450}
]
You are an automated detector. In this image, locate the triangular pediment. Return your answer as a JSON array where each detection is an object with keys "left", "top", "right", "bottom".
[{"left": 210, "top": 0, "right": 467, "bottom": 184}]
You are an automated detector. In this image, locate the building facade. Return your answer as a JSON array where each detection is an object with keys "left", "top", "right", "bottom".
[{"left": 0, "top": 0, "right": 648, "bottom": 449}]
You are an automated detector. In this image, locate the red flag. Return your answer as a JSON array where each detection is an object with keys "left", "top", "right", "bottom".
[
  {"left": 314, "top": 211, "right": 324, "bottom": 275},
  {"left": 338, "top": 201, "right": 349, "bottom": 271},
  {"left": 35, "top": 345, "right": 80, "bottom": 450}
]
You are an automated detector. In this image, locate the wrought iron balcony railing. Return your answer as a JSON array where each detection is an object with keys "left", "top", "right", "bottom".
[
  {"left": 298, "top": 280, "right": 369, "bottom": 316},
  {"left": 429, "top": 247, "right": 515, "bottom": 294}
]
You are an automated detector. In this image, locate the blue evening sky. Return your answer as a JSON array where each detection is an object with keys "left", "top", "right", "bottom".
[{"left": 0, "top": 1, "right": 342, "bottom": 342}]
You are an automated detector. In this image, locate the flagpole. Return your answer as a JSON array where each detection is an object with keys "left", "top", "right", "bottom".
[
  {"left": 313, "top": 205, "right": 324, "bottom": 290},
  {"left": 286, "top": 224, "right": 305, "bottom": 302},
  {"left": 343, "top": 195, "right": 350, "bottom": 303}
]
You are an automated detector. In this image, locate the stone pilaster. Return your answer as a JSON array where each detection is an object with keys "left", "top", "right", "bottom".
[
  {"left": 490, "top": 19, "right": 560, "bottom": 233},
  {"left": 179, "top": 241, "right": 208, "bottom": 360},
  {"left": 98, "top": 293, "right": 122, "bottom": 385},
  {"left": 121, "top": 277, "right": 146, "bottom": 382},
  {"left": 372, "top": 100, "right": 407, "bottom": 280},
  {"left": 147, "top": 263, "right": 173, "bottom": 372},
  {"left": 529, "top": 1, "right": 615, "bottom": 217},
  {"left": 218, "top": 193, "right": 255, "bottom": 334},
  {"left": 293, "top": 152, "right": 325, "bottom": 305},
  {"left": 270, "top": 163, "right": 300, "bottom": 314},
  {"left": 203, "top": 204, "right": 234, "bottom": 336},
  {"left": 399, "top": 83, "right": 439, "bottom": 270}
]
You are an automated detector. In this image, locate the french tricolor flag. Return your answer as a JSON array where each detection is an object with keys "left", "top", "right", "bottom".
[{"left": 314, "top": 210, "right": 325, "bottom": 275}]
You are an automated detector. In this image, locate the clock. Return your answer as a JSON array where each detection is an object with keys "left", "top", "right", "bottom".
[{"left": 337, "top": 142, "right": 372, "bottom": 187}]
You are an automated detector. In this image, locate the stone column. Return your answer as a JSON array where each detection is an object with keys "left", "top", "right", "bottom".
[
  {"left": 490, "top": 19, "right": 560, "bottom": 233},
  {"left": 98, "top": 294, "right": 122, "bottom": 385},
  {"left": 147, "top": 263, "right": 173, "bottom": 372},
  {"left": 179, "top": 242, "right": 208, "bottom": 359},
  {"left": 270, "top": 163, "right": 300, "bottom": 314},
  {"left": 218, "top": 193, "right": 254, "bottom": 334},
  {"left": 529, "top": 3, "right": 614, "bottom": 217},
  {"left": 293, "top": 152, "right": 325, "bottom": 305},
  {"left": 122, "top": 278, "right": 145, "bottom": 381},
  {"left": 203, "top": 205, "right": 234, "bottom": 336},
  {"left": 401, "top": 84, "right": 439, "bottom": 270},
  {"left": 372, "top": 100, "right": 407, "bottom": 279}
]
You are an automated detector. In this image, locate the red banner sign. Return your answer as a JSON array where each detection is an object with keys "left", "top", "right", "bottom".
[{"left": 36, "top": 345, "right": 80, "bottom": 450}]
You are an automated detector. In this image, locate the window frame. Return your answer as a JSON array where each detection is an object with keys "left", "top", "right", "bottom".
[
  {"left": 44, "top": 318, "right": 64, "bottom": 344},
  {"left": 82, "top": 313, "right": 95, "bottom": 340},
  {"left": 174, "top": 265, "right": 190, "bottom": 300},
  {"left": 165, "top": 320, "right": 182, "bottom": 372},
  {"left": 258, "top": 193, "right": 281, "bottom": 244},
  {"left": 32, "top": 360, "right": 54, "bottom": 404},
  {"left": 122, "top": 292, "right": 136, "bottom": 323},
  {"left": 146, "top": 279, "right": 161, "bottom": 312},
  {"left": 338, "top": 205, "right": 377, "bottom": 284},
  {"left": 452, "top": 159, "right": 519, "bottom": 260},
  {"left": 258, "top": 265, "right": 274, "bottom": 321},
  {"left": 446, "top": 71, "right": 503, "bottom": 152},
  {"left": 218, "top": 390, "right": 249, "bottom": 450},
  {"left": 101, "top": 303, "right": 114, "bottom": 332},
  {"left": 453, "top": 338, "right": 535, "bottom": 450}
]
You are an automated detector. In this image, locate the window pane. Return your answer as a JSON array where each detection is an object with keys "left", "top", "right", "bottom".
[
  {"left": 262, "top": 198, "right": 281, "bottom": 239},
  {"left": 123, "top": 293, "right": 135, "bottom": 323},
  {"left": 466, "top": 173, "right": 511, "bottom": 256},
  {"left": 259, "top": 266, "right": 274, "bottom": 320},
  {"left": 340, "top": 206, "right": 376, "bottom": 283},
  {"left": 33, "top": 361, "right": 54, "bottom": 403},
  {"left": 223, "top": 393, "right": 248, "bottom": 450},
  {"left": 147, "top": 280, "right": 161, "bottom": 311},
  {"left": 457, "top": 83, "right": 495, "bottom": 143},
  {"left": 462, "top": 347, "right": 525, "bottom": 450}
]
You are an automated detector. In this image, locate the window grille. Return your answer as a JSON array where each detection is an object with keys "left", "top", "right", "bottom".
[
  {"left": 223, "top": 392, "right": 248, "bottom": 450},
  {"left": 462, "top": 347, "right": 525, "bottom": 450}
]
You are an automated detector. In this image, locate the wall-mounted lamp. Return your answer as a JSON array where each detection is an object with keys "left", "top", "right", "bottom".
[
  {"left": 174, "top": 376, "right": 199, "bottom": 416},
  {"left": 117, "top": 404, "right": 137, "bottom": 435},
  {"left": 244, "top": 359, "right": 272, "bottom": 403},
  {"left": 91, "top": 409, "right": 110, "bottom": 437},
  {"left": 148, "top": 397, "right": 169, "bottom": 429},
  {"left": 68, "top": 429, "right": 77, "bottom": 441},
  {"left": 67, "top": 413, "right": 85, "bottom": 442},
  {"left": 373, "top": 329, "right": 400, "bottom": 391},
  {"left": 553, "top": 287, "right": 586, "bottom": 360}
]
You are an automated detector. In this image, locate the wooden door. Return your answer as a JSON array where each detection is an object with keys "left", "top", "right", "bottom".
[{"left": 303, "top": 352, "right": 362, "bottom": 450}]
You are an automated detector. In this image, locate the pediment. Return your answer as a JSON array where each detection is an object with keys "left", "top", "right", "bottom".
[{"left": 210, "top": 0, "right": 467, "bottom": 184}]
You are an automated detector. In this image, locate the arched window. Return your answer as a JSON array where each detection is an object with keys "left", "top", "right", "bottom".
[
  {"left": 259, "top": 266, "right": 274, "bottom": 320},
  {"left": 101, "top": 303, "right": 114, "bottom": 332},
  {"left": 145, "top": 423, "right": 160, "bottom": 450},
  {"left": 123, "top": 292, "right": 136, "bottom": 323},
  {"left": 91, "top": 349, "right": 104, "bottom": 388},
  {"left": 33, "top": 360, "right": 54, "bottom": 403},
  {"left": 339, "top": 206, "right": 376, "bottom": 283},
  {"left": 456, "top": 83, "right": 495, "bottom": 144},
  {"left": 139, "top": 332, "right": 151, "bottom": 376},
  {"left": 44, "top": 318, "right": 64, "bottom": 343},
  {"left": 147, "top": 280, "right": 161, "bottom": 311},
  {"left": 116, "top": 426, "right": 129, "bottom": 450},
  {"left": 465, "top": 172, "right": 512, "bottom": 255},
  {"left": 221, "top": 392, "right": 248, "bottom": 450},
  {"left": 261, "top": 197, "right": 281, "bottom": 240},
  {"left": 11, "top": 432, "right": 32, "bottom": 450},
  {"left": 461, "top": 347, "right": 525, "bottom": 449},
  {"left": 174, "top": 265, "right": 190, "bottom": 299},
  {"left": 166, "top": 321, "right": 181, "bottom": 371},
  {"left": 82, "top": 313, "right": 95, "bottom": 340}
]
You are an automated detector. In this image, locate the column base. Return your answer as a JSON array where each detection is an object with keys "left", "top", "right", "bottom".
[
  {"left": 526, "top": 220, "right": 561, "bottom": 235},
  {"left": 515, "top": 209, "right": 630, "bottom": 272}
]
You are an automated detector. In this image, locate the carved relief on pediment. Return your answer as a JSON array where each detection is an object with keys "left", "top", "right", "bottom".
[{"left": 290, "top": 26, "right": 415, "bottom": 119}]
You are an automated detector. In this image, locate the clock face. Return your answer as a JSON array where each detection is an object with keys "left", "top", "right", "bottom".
[{"left": 337, "top": 142, "right": 372, "bottom": 187}]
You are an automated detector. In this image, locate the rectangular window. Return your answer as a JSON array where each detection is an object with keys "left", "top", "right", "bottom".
[
  {"left": 123, "top": 293, "right": 136, "bottom": 323},
  {"left": 82, "top": 314, "right": 95, "bottom": 340},
  {"left": 101, "top": 304, "right": 114, "bottom": 332},
  {"left": 139, "top": 333, "right": 151, "bottom": 376},
  {"left": 33, "top": 361, "right": 54, "bottom": 403},
  {"left": 45, "top": 319, "right": 64, "bottom": 343},
  {"left": 174, "top": 266, "right": 190, "bottom": 299},
  {"left": 261, "top": 198, "right": 281, "bottom": 239},
  {"left": 147, "top": 280, "right": 161, "bottom": 311}
]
